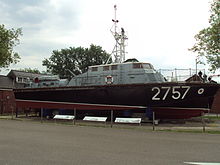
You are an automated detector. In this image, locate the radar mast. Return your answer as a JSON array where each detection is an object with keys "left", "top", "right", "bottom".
[{"left": 109, "top": 5, "right": 128, "bottom": 63}]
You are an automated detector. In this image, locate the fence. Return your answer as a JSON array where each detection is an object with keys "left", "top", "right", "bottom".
[{"left": 158, "top": 68, "right": 206, "bottom": 82}]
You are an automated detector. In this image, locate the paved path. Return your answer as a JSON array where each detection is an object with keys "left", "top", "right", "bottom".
[{"left": 0, "top": 119, "right": 220, "bottom": 165}]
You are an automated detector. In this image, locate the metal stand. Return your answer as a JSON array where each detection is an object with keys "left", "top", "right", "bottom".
[
  {"left": 74, "top": 108, "right": 76, "bottom": 125},
  {"left": 201, "top": 113, "right": 206, "bottom": 132},
  {"left": 15, "top": 108, "right": 18, "bottom": 118},
  {"left": 111, "top": 110, "right": 113, "bottom": 128},
  {"left": 25, "top": 109, "right": 28, "bottom": 118},
  {"left": 152, "top": 111, "right": 155, "bottom": 131},
  {"left": 41, "top": 108, "right": 43, "bottom": 123}
]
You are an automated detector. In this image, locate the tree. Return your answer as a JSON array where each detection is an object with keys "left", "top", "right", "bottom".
[
  {"left": 19, "top": 68, "right": 41, "bottom": 74},
  {"left": 189, "top": 0, "right": 220, "bottom": 71},
  {"left": 0, "top": 24, "right": 22, "bottom": 68},
  {"left": 42, "top": 44, "right": 111, "bottom": 78}
]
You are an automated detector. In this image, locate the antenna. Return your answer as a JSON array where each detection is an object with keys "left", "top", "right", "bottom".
[
  {"left": 112, "top": 5, "right": 119, "bottom": 62},
  {"left": 108, "top": 5, "right": 128, "bottom": 64}
]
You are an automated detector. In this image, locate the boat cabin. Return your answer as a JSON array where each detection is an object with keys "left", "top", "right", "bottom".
[
  {"left": 29, "top": 75, "right": 68, "bottom": 88},
  {"left": 67, "top": 62, "right": 165, "bottom": 86}
]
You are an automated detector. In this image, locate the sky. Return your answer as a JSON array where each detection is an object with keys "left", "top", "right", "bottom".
[{"left": 0, "top": 0, "right": 213, "bottom": 75}]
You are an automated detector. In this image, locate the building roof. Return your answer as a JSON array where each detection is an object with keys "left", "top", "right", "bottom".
[{"left": 7, "top": 70, "right": 45, "bottom": 79}]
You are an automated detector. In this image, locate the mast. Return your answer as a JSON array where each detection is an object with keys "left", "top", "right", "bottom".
[{"left": 109, "top": 5, "right": 128, "bottom": 63}]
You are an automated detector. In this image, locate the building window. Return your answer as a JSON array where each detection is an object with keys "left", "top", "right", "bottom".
[
  {"left": 103, "top": 66, "right": 110, "bottom": 71},
  {"left": 111, "top": 65, "right": 118, "bottom": 70},
  {"left": 23, "top": 77, "right": 30, "bottom": 83},
  {"left": 16, "top": 77, "right": 23, "bottom": 83}
]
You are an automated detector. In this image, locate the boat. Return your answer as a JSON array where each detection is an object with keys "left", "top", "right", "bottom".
[{"left": 14, "top": 5, "right": 219, "bottom": 119}]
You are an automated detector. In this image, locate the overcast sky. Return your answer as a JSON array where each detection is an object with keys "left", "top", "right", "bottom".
[{"left": 0, "top": 0, "right": 212, "bottom": 75}]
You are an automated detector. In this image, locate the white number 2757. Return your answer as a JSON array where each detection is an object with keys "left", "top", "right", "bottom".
[{"left": 152, "top": 86, "right": 190, "bottom": 100}]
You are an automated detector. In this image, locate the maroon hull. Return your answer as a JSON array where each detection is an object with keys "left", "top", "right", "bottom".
[{"left": 153, "top": 107, "right": 209, "bottom": 119}]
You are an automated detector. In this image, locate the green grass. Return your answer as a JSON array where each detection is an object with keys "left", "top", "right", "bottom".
[
  {"left": 157, "top": 128, "right": 220, "bottom": 134},
  {"left": 1, "top": 116, "right": 220, "bottom": 134},
  {"left": 202, "top": 115, "right": 220, "bottom": 120}
]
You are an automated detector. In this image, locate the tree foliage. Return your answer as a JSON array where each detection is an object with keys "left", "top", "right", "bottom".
[
  {"left": 189, "top": 0, "right": 220, "bottom": 71},
  {"left": 42, "top": 44, "right": 111, "bottom": 78},
  {"left": 19, "top": 68, "right": 41, "bottom": 74},
  {"left": 0, "top": 24, "right": 22, "bottom": 68}
]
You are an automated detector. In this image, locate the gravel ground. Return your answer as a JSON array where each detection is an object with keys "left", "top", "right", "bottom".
[{"left": 0, "top": 119, "right": 220, "bottom": 165}]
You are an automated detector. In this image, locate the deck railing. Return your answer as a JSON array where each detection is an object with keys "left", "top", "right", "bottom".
[{"left": 158, "top": 68, "right": 206, "bottom": 82}]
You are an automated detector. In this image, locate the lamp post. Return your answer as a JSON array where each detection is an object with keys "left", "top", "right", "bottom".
[{"left": 195, "top": 56, "right": 198, "bottom": 76}]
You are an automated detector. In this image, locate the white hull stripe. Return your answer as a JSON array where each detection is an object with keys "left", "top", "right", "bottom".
[
  {"left": 16, "top": 99, "right": 147, "bottom": 109},
  {"left": 16, "top": 99, "right": 209, "bottom": 111}
]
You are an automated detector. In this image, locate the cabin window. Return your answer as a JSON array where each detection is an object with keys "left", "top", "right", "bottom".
[
  {"left": 91, "top": 67, "right": 98, "bottom": 72},
  {"left": 111, "top": 65, "right": 118, "bottom": 70},
  {"left": 103, "top": 66, "right": 110, "bottom": 71},
  {"left": 133, "top": 63, "right": 143, "bottom": 69},
  {"left": 143, "top": 64, "right": 152, "bottom": 69}
]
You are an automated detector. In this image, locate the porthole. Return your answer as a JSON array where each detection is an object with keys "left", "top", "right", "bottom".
[{"left": 198, "top": 88, "right": 204, "bottom": 95}]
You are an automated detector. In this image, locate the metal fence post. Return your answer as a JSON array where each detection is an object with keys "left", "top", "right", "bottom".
[{"left": 175, "top": 68, "right": 177, "bottom": 81}]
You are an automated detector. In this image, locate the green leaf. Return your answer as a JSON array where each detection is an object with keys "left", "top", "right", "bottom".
[
  {"left": 42, "top": 45, "right": 111, "bottom": 79},
  {"left": 189, "top": 0, "right": 220, "bottom": 72},
  {"left": 0, "top": 24, "right": 22, "bottom": 68}
]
